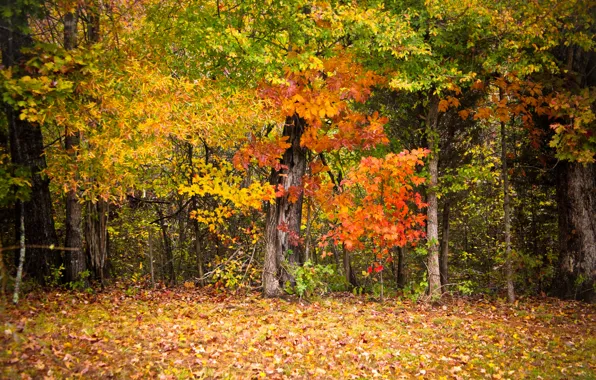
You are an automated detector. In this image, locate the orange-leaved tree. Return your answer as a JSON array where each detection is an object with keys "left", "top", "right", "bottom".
[
  {"left": 317, "top": 149, "right": 428, "bottom": 287},
  {"left": 235, "top": 52, "right": 407, "bottom": 297}
]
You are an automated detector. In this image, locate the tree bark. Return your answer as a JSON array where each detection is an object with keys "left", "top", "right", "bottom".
[
  {"left": 187, "top": 143, "right": 205, "bottom": 285},
  {"left": 397, "top": 246, "right": 406, "bottom": 289},
  {"left": 85, "top": 1, "right": 101, "bottom": 45},
  {"left": 554, "top": 162, "right": 596, "bottom": 302},
  {"left": 304, "top": 199, "right": 313, "bottom": 263},
  {"left": 439, "top": 200, "right": 450, "bottom": 291},
  {"left": 342, "top": 244, "right": 358, "bottom": 288},
  {"left": 63, "top": 11, "right": 77, "bottom": 50},
  {"left": 262, "top": 115, "right": 307, "bottom": 297},
  {"left": 426, "top": 95, "right": 441, "bottom": 299},
  {"left": 192, "top": 198, "right": 204, "bottom": 285},
  {"left": 63, "top": 10, "right": 86, "bottom": 285},
  {"left": 500, "top": 92, "right": 515, "bottom": 304},
  {"left": 156, "top": 207, "right": 176, "bottom": 286},
  {"left": 550, "top": 31, "right": 596, "bottom": 303},
  {"left": 85, "top": 200, "right": 109, "bottom": 285},
  {"left": 65, "top": 138, "right": 85, "bottom": 283},
  {"left": 80, "top": 1, "right": 105, "bottom": 286},
  {"left": 1, "top": 12, "right": 60, "bottom": 284},
  {"left": 148, "top": 228, "right": 155, "bottom": 289},
  {"left": 342, "top": 246, "right": 351, "bottom": 286},
  {"left": 0, "top": 240, "right": 6, "bottom": 298},
  {"left": 263, "top": 201, "right": 283, "bottom": 297},
  {"left": 12, "top": 202, "right": 25, "bottom": 304}
]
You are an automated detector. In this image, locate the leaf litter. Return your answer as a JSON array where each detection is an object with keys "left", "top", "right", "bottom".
[{"left": 1, "top": 289, "right": 594, "bottom": 379}]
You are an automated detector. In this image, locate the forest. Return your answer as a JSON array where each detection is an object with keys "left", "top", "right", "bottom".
[{"left": 0, "top": 0, "right": 595, "bottom": 378}]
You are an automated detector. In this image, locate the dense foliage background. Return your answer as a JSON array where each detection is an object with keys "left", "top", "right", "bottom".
[{"left": 0, "top": 0, "right": 594, "bottom": 303}]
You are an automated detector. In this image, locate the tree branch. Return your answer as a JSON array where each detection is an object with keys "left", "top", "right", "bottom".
[{"left": 150, "top": 198, "right": 193, "bottom": 225}]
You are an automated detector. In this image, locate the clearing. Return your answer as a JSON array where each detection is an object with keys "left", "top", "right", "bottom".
[{"left": 1, "top": 289, "right": 594, "bottom": 379}]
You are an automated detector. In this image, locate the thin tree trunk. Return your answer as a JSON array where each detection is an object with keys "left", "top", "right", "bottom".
[
  {"left": 331, "top": 244, "right": 341, "bottom": 268},
  {"left": 193, "top": 204, "right": 204, "bottom": 285},
  {"left": 86, "top": 1, "right": 100, "bottom": 44},
  {"left": 500, "top": 90, "right": 515, "bottom": 304},
  {"left": 304, "top": 199, "right": 312, "bottom": 263},
  {"left": 397, "top": 246, "right": 406, "bottom": 289},
  {"left": 439, "top": 200, "right": 450, "bottom": 292},
  {"left": 426, "top": 95, "right": 441, "bottom": 299},
  {"left": 148, "top": 228, "right": 155, "bottom": 289},
  {"left": 342, "top": 244, "right": 359, "bottom": 287},
  {"left": 187, "top": 143, "right": 205, "bottom": 285},
  {"left": 342, "top": 246, "right": 350, "bottom": 286},
  {"left": 0, "top": 240, "right": 6, "bottom": 298},
  {"left": 64, "top": 138, "right": 85, "bottom": 284},
  {"left": 156, "top": 207, "right": 176, "bottom": 286},
  {"left": 380, "top": 269, "right": 384, "bottom": 302},
  {"left": 175, "top": 198, "right": 186, "bottom": 278},
  {"left": 262, "top": 115, "right": 307, "bottom": 297},
  {"left": 63, "top": 10, "right": 86, "bottom": 285},
  {"left": 80, "top": 1, "right": 103, "bottom": 285},
  {"left": 63, "top": 11, "right": 77, "bottom": 50},
  {"left": 13, "top": 202, "right": 25, "bottom": 304}
]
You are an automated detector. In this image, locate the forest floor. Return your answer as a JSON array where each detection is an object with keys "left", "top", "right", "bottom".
[{"left": 1, "top": 287, "right": 594, "bottom": 379}]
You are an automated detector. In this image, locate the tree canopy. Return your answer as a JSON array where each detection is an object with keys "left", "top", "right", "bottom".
[{"left": 0, "top": 0, "right": 594, "bottom": 303}]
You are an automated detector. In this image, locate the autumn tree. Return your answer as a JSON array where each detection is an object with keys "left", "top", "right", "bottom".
[
  {"left": 317, "top": 150, "right": 428, "bottom": 279},
  {"left": 548, "top": 33, "right": 596, "bottom": 302},
  {"left": 253, "top": 54, "right": 389, "bottom": 296},
  {"left": 1, "top": 0, "right": 61, "bottom": 283},
  {"left": 367, "top": 0, "right": 494, "bottom": 298},
  {"left": 62, "top": 3, "right": 86, "bottom": 284},
  {"left": 468, "top": 0, "right": 596, "bottom": 302}
]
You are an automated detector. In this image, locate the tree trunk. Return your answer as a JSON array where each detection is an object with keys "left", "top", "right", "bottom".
[
  {"left": 192, "top": 199, "right": 204, "bottom": 285},
  {"left": 1, "top": 13, "right": 60, "bottom": 284},
  {"left": 263, "top": 201, "right": 283, "bottom": 297},
  {"left": 85, "top": 200, "right": 109, "bottom": 285},
  {"left": 187, "top": 143, "right": 205, "bottom": 285},
  {"left": 554, "top": 162, "right": 596, "bottom": 302},
  {"left": 64, "top": 148, "right": 85, "bottom": 284},
  {"left": 331, "top": 244, "right": 341, "bottom": 268},
  {"left": 0, "top": 240, "right": 6, "bottom": 298},
  {"left": 63, "top": 11, "right": 77, "bottom": 50},
  {"left": 439, "top": 200, "right": 450, "bottom": 291},
  {"left": 12, "top": 202, "right": 25, "bottom": 304},
  {"left": 500, "top": 94, "right": 515, "bottom": 304},
  {"left": 262, "top": 115, "right": 307, "bottom": 297},
  {"left": 550, "top": 33, "right": 596, "bottom": 303},
  {"left": 156, "top": 207, "right": 176, "bottom": 286},
  {"left": 148, "top": 228, "right": 155, "bottom": 289},
  {"left": 342, "top": 244, "right": 358, "bottom": 288},
  {"left": 304, "top": 199, "right": 313, "bottom": 263},
  {"left": 63, "top": 10, "right": 86, "bottom": 285},
  {"left": 397, "top": 246, "right": 406, "bottom": 289},
  {"left": 426, "top": 95, "right": 441, "bottom": 299},
  {"left": 85, "top": 1, "right": 101, "bottom": 45},
  {"left": 342, "top": 246, "right": 351, "bottom": 286}
]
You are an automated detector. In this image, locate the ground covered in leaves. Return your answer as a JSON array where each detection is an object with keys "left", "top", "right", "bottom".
[{"left": 1, "top": 288, "right": 594, "bottom": 379}]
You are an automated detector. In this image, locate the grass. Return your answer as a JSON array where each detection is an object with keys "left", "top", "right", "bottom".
[{"left": 1, "top": 288, "right": 594, "bottom": 379}]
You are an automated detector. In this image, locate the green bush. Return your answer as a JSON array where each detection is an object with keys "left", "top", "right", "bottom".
[
  {"left": 285, "top": 260, "right": 335, "bottom": 298},
  {"left": 68, "top": 270, "right": 92, "bottom": 292}
]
